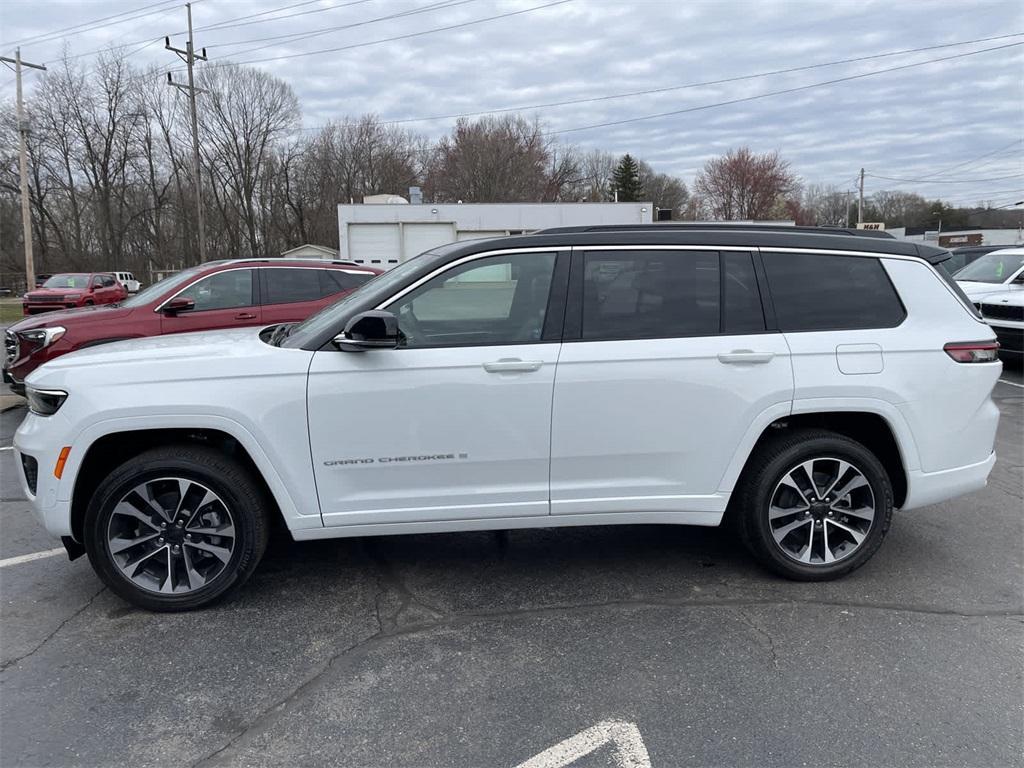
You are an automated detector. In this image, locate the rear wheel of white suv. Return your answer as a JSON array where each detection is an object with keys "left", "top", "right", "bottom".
[
  {"left": 84, "top": 445, "right": 270, "bottom": 611},
  {"left": 735, "top": 429, "right": 894, "bottom": 580}
]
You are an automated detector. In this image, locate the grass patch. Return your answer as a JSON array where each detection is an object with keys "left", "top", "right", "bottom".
[{"left": 0, "top": 300, "right": 25, "bottom": 325}]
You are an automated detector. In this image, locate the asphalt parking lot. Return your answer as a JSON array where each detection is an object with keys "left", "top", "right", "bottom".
[{"left": 1, "top": 371, "right": 1021, "bottom": 768}]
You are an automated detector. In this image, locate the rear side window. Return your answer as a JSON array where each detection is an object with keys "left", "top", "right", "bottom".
[
  {"left": 762, "top": 252, "right": 905, "bottom": 331},
  {"left": 722, "top": 252, "right": 765, "bottom": 334},
  {"left": 263, "top": 268, "right": 323, "bottom": 304},
  {"left": 319, "top": 270, "right": 374, "bottom": 296},
  {"left": 581, "top": 250, "right": 720, "bottom": 340}
]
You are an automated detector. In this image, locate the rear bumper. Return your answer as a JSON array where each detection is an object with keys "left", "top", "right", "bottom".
[{"left": 901, "top": 451, "right": 997, "bottom": 511}]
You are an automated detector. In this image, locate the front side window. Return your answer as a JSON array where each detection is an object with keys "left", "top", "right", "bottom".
[
  {"left": 91, "top": 276, "right": 105, "bottom": 288},
  {"left": 954, "top": 252, "right": 1024, "bottom": 283},
  {"left": 186, "top": 269, "right": 255, "bottom": 312},
  {"left": 387, "top": 252, "right": 557, "bottom": 347},
  {"left": 762, "top": 252, "right": 905, "bottom": 332},
  {"left": 581, "top": 250, "right": 720, "bottom": 340},
  {"left": 263, "top": 268, "right": 323, "bottom": 304},
  {"left": 102, "top": 275, "right": 116, "bottom": 287}
]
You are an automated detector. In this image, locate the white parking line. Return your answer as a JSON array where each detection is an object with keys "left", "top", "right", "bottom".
[
  {"left": 0, "top": 547, "right": 66, "bottom": 568},
  {"left": 998, "top": 378, "right": 1024, "bottom": 389},
  {"left": 515, "top": 720, "right": 651, "bottom": 768}
]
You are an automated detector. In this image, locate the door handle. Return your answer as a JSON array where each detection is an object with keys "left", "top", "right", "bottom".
[
  {"left": 717, "top": 350, "right": 775, "bottom": 364},
  {"left": 482, "top": 359, "right": 543, "bottom": 373},
  {"left": 234, "top": 312, "right": 257, "bottom": 320}
]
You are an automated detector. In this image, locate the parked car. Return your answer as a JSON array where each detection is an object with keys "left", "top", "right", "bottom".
[
  {"left": 944, "top": 244, "right": 1008, "bottom": 274},
  {"left": 953, "top": 247, "right": 1024, "bottom": 304},
  {"left": 23, "top": 273, "right": 127, "bottom": 315},
  {"left": 979, "top": 290, "right": 1023, "bottom": 361},
  {"left": 14, "top": 225, "right": 1000, "bottom": 611},
  {"left": 112, "top": 271, "right": 141, "bottom": 293},
  {"left": 4, "top": 259, "right": 380, "bottom": 393}
]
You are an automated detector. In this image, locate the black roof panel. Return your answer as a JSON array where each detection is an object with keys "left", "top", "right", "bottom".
[{"left": 430, "top": 225, "right": 949, "bottom": 263}]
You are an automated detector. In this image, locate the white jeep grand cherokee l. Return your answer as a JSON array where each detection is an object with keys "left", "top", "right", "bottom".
[{"left": 15, "top": 225, "right": 1002, "bottom": 611}]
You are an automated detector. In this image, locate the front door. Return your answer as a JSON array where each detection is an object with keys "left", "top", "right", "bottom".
[
  {"left": 160, "top": 268, "right": 262, "bottom": 334},
  {"left": 308, "top": 250, "right": 567, "bottom": 527}
]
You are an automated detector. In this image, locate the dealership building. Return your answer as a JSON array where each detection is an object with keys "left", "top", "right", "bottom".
[{"left": 334, "top": 197, "right": 654, "bottom": 269}]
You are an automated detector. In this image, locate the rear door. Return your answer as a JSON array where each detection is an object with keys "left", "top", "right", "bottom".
[
  {"left": 550, "top": 247, "right": 794, "bottom": 517},
  {"left": 159, "top": 268, "right": 261, "bottom": 334},
  {"left": 259, "top": 267, "right": 331, "bottom": 325}
]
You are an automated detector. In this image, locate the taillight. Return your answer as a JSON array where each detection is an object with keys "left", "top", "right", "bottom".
[{"left": 944, "top": 341, "right": 1000, "bottom": 363}]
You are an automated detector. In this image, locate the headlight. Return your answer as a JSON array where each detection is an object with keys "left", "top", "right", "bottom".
[
  {"left": 64, "top": 294, "right": 82, "bottom": 302},
  {"left": 26, "top": 387, "right": 68, "bottom": 416},
  {"left": 19, "top": 326, "right": 66, "bottom": 350}
]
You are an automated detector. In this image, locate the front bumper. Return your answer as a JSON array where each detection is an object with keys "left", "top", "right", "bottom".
[{"left": 13, "top": 411, "right": 76, "bottom": 539}]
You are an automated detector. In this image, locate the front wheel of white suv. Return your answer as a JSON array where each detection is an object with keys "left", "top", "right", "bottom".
[
  {"left": 84, "top": 445, "right": 270, "bottom": 611},
  {"left": 735, "top": 429, "right": 894, "bottom": 581}
]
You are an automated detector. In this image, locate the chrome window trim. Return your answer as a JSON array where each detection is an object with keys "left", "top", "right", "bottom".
[
  {"left": 153, "top": 264, "right": 376, "bottom": 313},
  {"left": 376, "top": 246, "right": 571, "bottom": 310}
]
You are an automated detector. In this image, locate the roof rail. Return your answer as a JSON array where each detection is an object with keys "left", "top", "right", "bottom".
[{"left": 535, "top": 223, "right": 895, "bottom": 239}]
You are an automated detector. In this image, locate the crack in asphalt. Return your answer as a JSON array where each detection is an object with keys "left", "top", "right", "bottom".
[
  {"left": 188, "top": 591, "right": 1021, "bottom": 767},
  {"left": 0, "top": 585, "right": 107, "bottom": 672},
  {"left": 734, "top": 606, "right": 780, "bottom": 669}
]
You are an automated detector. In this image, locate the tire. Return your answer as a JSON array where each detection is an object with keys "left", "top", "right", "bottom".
[
  {"left": 735, "top": 429, "right": 893, "bottom": 581},
  {"left": 84, "top": 444, "right": 270, "bottom": 611}
]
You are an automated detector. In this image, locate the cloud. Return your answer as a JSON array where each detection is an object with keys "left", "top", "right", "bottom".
[{"left": 2, "top": 0, "right": 1022, "bottom": 204}]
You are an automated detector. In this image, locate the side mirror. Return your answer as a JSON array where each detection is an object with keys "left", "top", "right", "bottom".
[
  {"left": 162, "top": 296, "right": 196, "bottom": 315},
  {"left": 333, "top": 310, "right": 400, "bottom": 352}
]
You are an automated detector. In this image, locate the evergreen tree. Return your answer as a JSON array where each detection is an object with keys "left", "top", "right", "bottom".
[{"left": 610, "top": 154, "right": 644, "bottom": 202}]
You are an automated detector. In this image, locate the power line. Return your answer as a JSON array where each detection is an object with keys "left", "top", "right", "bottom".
[
  {"left": 204, "top": 0, "right": 482, "bottom": 57},
  {"left": 865, "top": 172, "right": 1023, "bottom": 183},
  {"left": 182, "top": 0, "right": 574, "bottom": 71},
  {"left": 195, "top": 0, "right": 357, "bottom": 33},
  {"left": 876, "top": 139, "right": 1023, "bottom": 182},
  {"left": 3, "top": 0, "right": 187, "bottom": 51},
  {"left": 196, "top": 0, "right": 376, "bottom": 35},
  {"left": 376, "top": 32, "right": 1024, "bottom": 124},
  {"left": 544, "top": 40, "right": 1024, "bottom": 136}
]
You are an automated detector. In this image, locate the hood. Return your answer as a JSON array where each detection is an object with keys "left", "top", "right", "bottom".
[
  {"left": 25, "top": 325, "right": 313, "bottom": 396},
  {"left": 958, "top": 281, "right": 1020, "bottom": 300},
  {"left": 26, "top": 286, "right": 87, "bottom": 298},
  {"left": 34, "top": 326, "right": 267, "bottom": 373},
  {"left": 8, "top": 303, "right": 133, "bottom": 332}
]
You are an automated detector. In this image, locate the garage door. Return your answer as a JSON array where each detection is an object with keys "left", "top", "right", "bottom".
[
  {"left": 402, "top": 223, "right": 456, "bottom": 262},
  {"left": 347, "top": 224, "right": 401, "bottom": 268}
]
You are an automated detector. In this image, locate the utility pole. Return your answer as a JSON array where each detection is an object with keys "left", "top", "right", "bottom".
[
  {"left": 166, "top": 3, "right": 208, "bottom": 262},
  {"left": 1, "top": 49, "right": 46, "bottom": 291},
  {"left": 857, "top": 167, "right": 865, "bottom": 225}
]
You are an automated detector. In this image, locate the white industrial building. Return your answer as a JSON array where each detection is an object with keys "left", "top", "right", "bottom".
[{"left": 336, "top": 201, "right": 654, "bottom": 269}]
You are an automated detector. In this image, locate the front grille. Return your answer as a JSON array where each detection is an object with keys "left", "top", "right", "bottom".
[
  {"left": 4, "top": 330, "right": 17, "bottom": 365},
  {"left": 26, "top": 294, "right": 63, "bottom": 303},
  {"left": 993, "top": 327, "right": 1024, "bottom": 354},
  {"left": 981, "top": 303, "right": 1024, "bottom": 322},
  {"left": 21, "top": 454, "right": 38, "bottom": 495}
]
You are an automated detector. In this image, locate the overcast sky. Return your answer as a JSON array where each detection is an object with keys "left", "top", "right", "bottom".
[{"left": 2, "top": 0, "right": 1022, "bottom": 206}]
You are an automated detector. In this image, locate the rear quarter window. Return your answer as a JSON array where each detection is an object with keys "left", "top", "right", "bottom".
[{"left": 762, "top": 252, "right": 905, "bottom": 332}]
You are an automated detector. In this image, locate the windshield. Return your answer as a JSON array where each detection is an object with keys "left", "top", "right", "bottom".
[
  {"left": 954, "top": 252, "right": 1024, "bottom": 283},
  {"left": 42, "top": 274, "right": 89, "bottom": 290},
  {"left": 119, "top": 265, "right": 207, "bottom": 308},
  {"left": 283, "top": 253, "right": 446, "bottom": 348}
]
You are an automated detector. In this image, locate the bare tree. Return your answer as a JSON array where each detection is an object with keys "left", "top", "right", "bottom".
[
  {"left": 693, "top": 147, "right": 798, "bottom": 220},
  {"left": 198, "top": 62, "right": 300, "bottom": 258},
  {"left": 425, "top": 115, "right": 558, "bottom": 202},
  {"left": 637, "top": 159, "right": 688, "bottom": 217}
]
